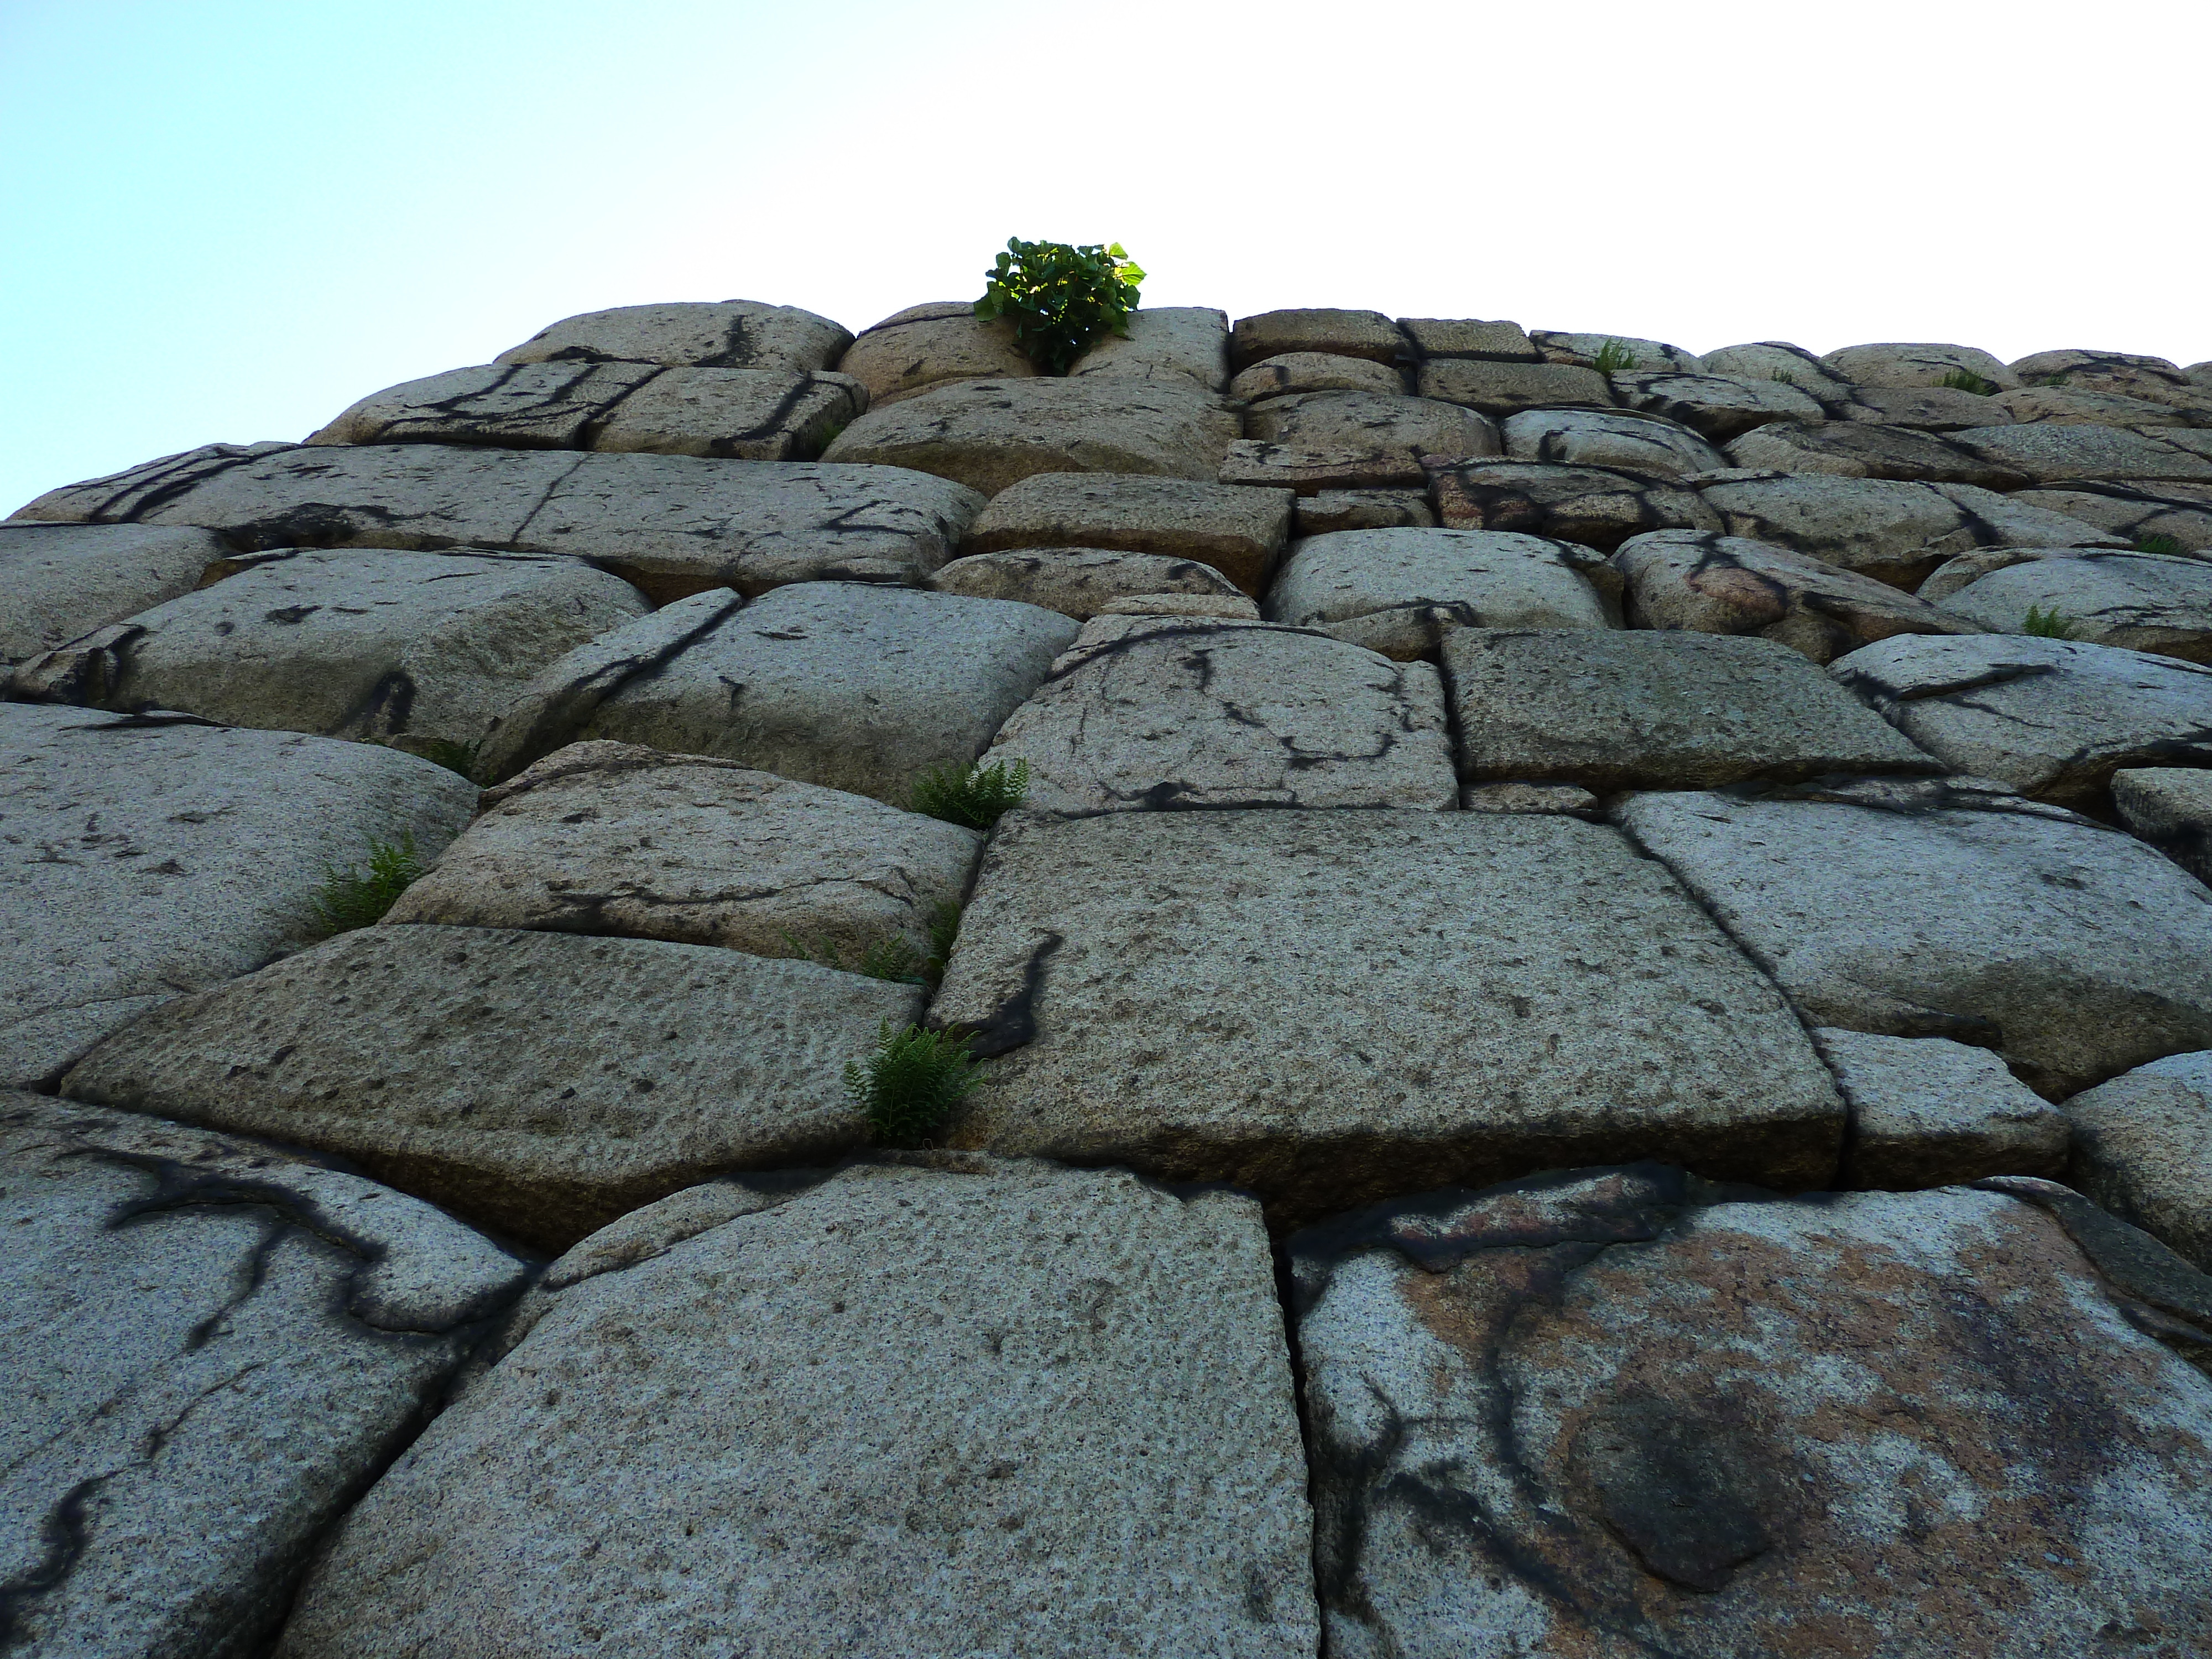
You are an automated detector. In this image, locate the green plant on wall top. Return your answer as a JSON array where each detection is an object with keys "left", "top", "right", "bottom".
[
  {"left": 1590, "top": 339, "right": 1639, "bottom": 374},
  {"left": 1939, "top": 367, "right": 2000, "bottom": 396},
  {"left": 975, "top": 238, "right": 1144, "bottom": 375}
]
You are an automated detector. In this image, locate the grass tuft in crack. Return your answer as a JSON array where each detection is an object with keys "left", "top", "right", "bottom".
[
  {"left": 310, "top": 832, "right": 424, "bottom": 935},
  {"left": 2137, "top": 532, "right": 2187, "bottom": 557},
  {"left": 414, "top": 738, "right": 483, "bottom": 784},
  {"left": 2021, "top": 605, "right": 2077, "bottom": 639},
  {"left": 1770, "top": 368, "right": 1799, "bottom": 385},
  {"left": 911, "top": 758, "right": 1030, "bottom": 829},
  {"left": 1939, "top": 367, "right": 2000, "bottom": 396},
  {"left": 846, "top": 1021, "right": 980, "bottom": 1145},
  {"left": 1590, "top": 339, "right": 1639, "bottom": 374}
]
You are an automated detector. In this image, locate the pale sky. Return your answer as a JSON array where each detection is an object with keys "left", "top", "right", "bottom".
[{"left": 4, "top": 0, "right": 2206, "bottom": 515}]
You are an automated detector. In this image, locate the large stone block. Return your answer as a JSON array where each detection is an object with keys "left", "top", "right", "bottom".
[
  {"left": 1812, "top": 1026, "right": 2069, "bottom": 1187},
  {"left": 384, "top": 741, "right": 980, "bottom": 964},
  {"left": 2064, "top": 1051, "right": 2212, "bottom": 1272},
  {"left": 1263, "top": 526, "right": 1618, "bottom": 659},
  {"left": 1500, "top": 406, "right": 1724, "bottom": 477},
  {"left": 1936, "top": 547, "right": 2212, "bottom": 661},
  {"left": 833, "top": 301, "right": 1034, "bottom": 405},
  {"left": 985, "top": 616, "right": 1457, "bottom": 813},
  {"left": 1824, "top": 383, "right": 2012, "bottom": 430},
  {"left": 1830, "top": 634, "right": 2212, "bottom": 808},
  {"left": 1723, "top": 419, "right": 2031, "bottom": 489},
  {"left": 1430, "top": 459, "right": 1721, "bottom": 551},
  {"left": 1991, "top": 384, "right": 2208, "bottom": 431},
  {"left": 1396, "top": 316, "right": 1539, "bottom": 361},
  {"left": 15, "top": 546, "right": 647, "bottom": 756},
  {"left": 1228, "top": 350, "right": 1405, "bottom": 403},
  {"left": 1952, "top": 421, "right": 2212, "bottom": 484},
  {"left": 1444, "top": 628, "right": 1940, "bottom": 791},
  {"left": 494, "top": 299, "right": 852, "bottom": 373},
  {"left": 1218, "top": 440, "right": 1428, "bottom": 494},
  {"left": 1230, "top": 307, "right": 1408, "bottom": 372},
  {"left": 1416, "top": 358, "right": 1613, "bottom": 416},
  {"left": 271, "top": 1159, "right": 1318, "bottom": 1659},
  {"left": 2011, "top": 481, "right": 2212, "bottom": 552},
  {"left": 575, "top": 582, "right": 1078, "bottom": 807},
  {"left": 1698, "top": 340, "right": 1855, "bottom": 400},
  {"left": 1293, "top": 1167, "right": 2212, "bottom": 1658},
  {"left": 1613, "top": 529, "right": 1985, "bottom": 663},
  {"left": 927, "top": 546, "right": 1245, "bottom": 618},
  {"left": 1693, "top": 471, "right": 2126, "bottom": 589},
  {"left": 1617, "top": 778, "right": 2212, "bottom": 1095},
  {"left": 0, "top": 523, "right": 225, "bottom": 667},
  {"left": 308, "top": 361, "right": 867, "bottom": 461},
  {"left": 929, "top": 811, "right": 1846, "bottom": 1224},
  {"left": 1607, "top": 369, "right": 1824, "bottom": 439},
  {"left": 60, "top": 924, "right": 922, "bottom": 1252},
  {"left": 1822, "top": 340, "right": 2022, "bottom": 390},
  {"left": 2114, "top": 765, "right": 2212, "bottom": 883},
  {"left": 2011, "top": 347, "right": 2212, "bottom": 410},
  {"left": 1242, "top": 390, "right": 1500, "bottom": 463},
  {"left": 1532, "top": 331, "right": 1704, "bottom": 373},
  {"left": 1, "top": 705, "right": 475, "bottom": 1087},
  {"left": 820, "top": 376, "right": 1240, "bottom": 497},
  {"left": 963, "top": 470, "right": 1293, "bottom": 593},
  {"left": 0, "top": 1094, "right": 529, "bottom": 1659},
  {"left": 1292, "top": 488, "right": 1437, "bottom": 535},
  {"left": 1067, "top": 305, "right": 1231, "bottom": 391},
  {"left": 9, "top": 441, "right": 985, "bottom": 603}
]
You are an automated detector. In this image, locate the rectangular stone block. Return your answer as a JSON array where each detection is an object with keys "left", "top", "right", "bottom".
[{"left": 964, "top": 471, "right": 1292, "bottom": 594}]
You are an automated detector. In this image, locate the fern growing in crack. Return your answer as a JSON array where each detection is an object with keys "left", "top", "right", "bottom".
[
  {"left": 310, "top": 833, "right": 424, "bottom": 935},
  {"left": 911, "top": 758, "right": 1030, "bottom": 829},
  {"left": 2021, "top": 605, "right": 2077, "bottom": 639},
  {"left": 844, "top": 1021, "right": 979, "bottom": 1145},
  {"left": 1590, "top": 339, "right": 1640, "bottom": 374},
  {"left": 1939, "top": 367, "right": 2000, "bottom": 396}
]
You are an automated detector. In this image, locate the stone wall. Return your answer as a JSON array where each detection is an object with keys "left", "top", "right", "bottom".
[{"left": 4, "top": 296, "right": 2212, "bottom": 1657}]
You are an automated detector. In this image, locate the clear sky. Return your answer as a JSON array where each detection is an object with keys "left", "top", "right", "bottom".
[{"left": 4, "top": 0, "right": 2206, "bottom": 514}]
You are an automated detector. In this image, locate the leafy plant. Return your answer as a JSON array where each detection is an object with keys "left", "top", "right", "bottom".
[
  {"left": 2137, "top": 532, "right": 2187, "bottom": 557},
  {"left": 910, "top": 757, "right": 1030, "bottom": 829},
  {"left": 2021, "top": 606, "right": 2077, "bottom": 639},
  {"left": 974, "top": 238, "right": 1144, "bottom": 375},
  {"left": 310, "top": 833, "right": 424, "bottom": 935},
  {"left": 1770, "top": 369, "right": 1799, "bottom": 385},
  {"left": 844, "top": 1021, "right": 980, "bottom": 1145},
  {"left": 784, "top": 901, "right": 962, "bottom": 988},
  {"left": 1939, "top": 367, "right": 2000, "bottom": 396},
  {"left": 414, "top": 737, "right": 483, "bottom": 783},
  {"left": 1590, "top": 339, "right": 1639, "bottom": 374}
]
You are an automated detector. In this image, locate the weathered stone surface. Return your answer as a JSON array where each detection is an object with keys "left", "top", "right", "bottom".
[
  {"left": 927, "top": 546, "right": 1243, "bottom": 617},
  {"left": 1292, "top": 488, "right": 1436, "bottom": 534},
  {"left": 1618, "top": 779, "right": 2212, "bottom": 1095},
  {"left": 1723, "top": 419, "right": 2031, "bottom": 488},
  {"left": 1230, "top": 307, "right": 1408, "bottom": 372},
  {"left": 0, "top": 1093, "right": 528, "bottom": 1659},
  {"left": 1098, "top": 591, "right": 1261, "bottom": 619},
  {"left": 931, "top": 811, "right": 1845, "bottom": 1222},
  {"left": 1614, "top": 529, "right": 1985, "bottom": 662},
  {"left": 1952, "top": 421, "right": 2212, "bottom": 484},
  {"left": 1697, "top": 341, "right": 1855, "bottom": 401},
  {"left": 834, "top": 301, "right": 1033, "bottom": 406},
  {"left": 11, "top": 441, "right": 984, "bottom": 602},
  {"left": 0, "top": 523, "right": 225, "bottom": 667},
  {"left": 1292, "top": 1168, "right": 2212, "bottom": 1659},
  {"left": 1609, "top": 369, "right": 1824, "bottom": 440},
  {"left": 2065, "top": 1051, "right": 2212, "bottom": 1272},
  {"left": 985, "top": 616, "right": 1455, "bottom": 813},
  {"left": 1218, "top": 440, "right": 1428, "bottom": 493},
  {"left": 495, "top": 299, "right": 852, "bottom": 373},
  {"left": 1813, "top": 1027, "right": 2068, "bottom": 1186},
  {"left": 61, "top": 925, "right": 922, "bottom": 1252},
  {"left": 1500, "top": 406, "right": 1725, "bottom": 476},
  {"left": 1992, "top": 383, "right": 2212, "bottom": 430},
  {"left": 2115, "top": 765, "right": 2212, "bottom": 883},
  {"left": 1822, "top": 341, "right": 2022, "bottom": 391},
  {"left": 1, "top": 706, "right": 475, "bottom": 1087},
  {"left": 2012, "top": 348, "right": 2212, "bottom": 411},
  {"left": 1532, "top": 331, "right": 1703, "bottom": 373},
  {"left": 17, "top": 547, "right": 647, "bottom": 756},
  {"left": 272, "top": 1159, "right": 1319, "bottom": 1659},
  {"left": 1694, "top": 471, "right": 2126, "bottom": 589},
  {"left": 1416, "top": 358, "right": 1613, "bottom": 415},
  {"left": 1264, "top": 527, "right": 1618, "bottom": 659},
  {"left": 1396, "top": 316, "right": 1539, "bottom": 362},
  {"left": 308, "top": 361, "right": 867, "bottom": 461},
  {"left": 1066, "top": 305, "right": 1230, "bottom": 390},
  {"left": 1431, "top": 458, "right": 1722, "bottom": 551},
  {"left": 1228, "top": 351, "right": 1405, "bottom": 403},
  {"left": 577, "top": 582, "right": 1077, "bottom": 807},
  {"left": 1832, "top": 634, "right": 2212, "bottom": 807},
  {"left": 383, "top": 741, "right": 979, "bottom": 966},
  {"left": 1243, "top": 389, "right": 1500, "bottom": 462},
  {"left": 1446, "top": 628, "right": 1937, "bottom": 791},
  {"left": 2010, "top": 481, "right": 2212, "bottom": 552},
  {"left": 821, "top": 376, "right": 1240, "bottom": 497},
  {"left": 1460, "top": 780, "right": 1601, "bottom": 814},
  {"left": 963, "top": 471, "right": 1292, "bottom": 593},
  {"left": 1822, "top": 383, "right": 2012, "bottom": 430},
  {"left": 1937, "top": 547, "right": 2212, "bottom": 661}
]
